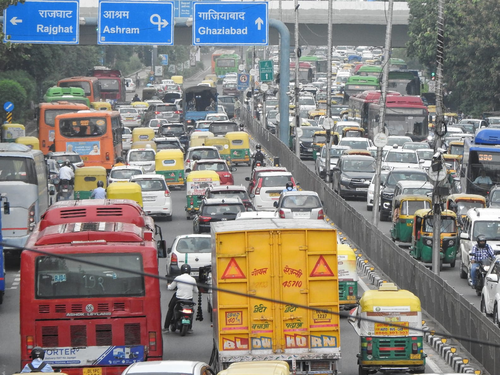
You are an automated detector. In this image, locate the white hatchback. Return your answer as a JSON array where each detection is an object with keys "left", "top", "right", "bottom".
[
  {"left": 131, "top": 174, "right": 172, "bottom": 220},
  {"left": 108, "top": 165, "right": 144, "bottom": 184},
  {"left": 127, "top": 148, "right": 156, "bottom": 173},
  {"left": 250, "top": 171, "right": 295, "bottom": 211}
]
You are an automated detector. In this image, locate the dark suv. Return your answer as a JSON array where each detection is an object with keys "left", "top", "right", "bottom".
[
  {"left": 218, "top": 95, "right": 236, "bottom": 118},
  {"left": 205, "top": 185, "right": 254, "bottom": 211},
  {"left": 158, "top": 123, "right": 188, "bottom": 150},
  {"left": 331, "top": 155, "right": 376, "bottom": 198},
  {"left": 192, "top": 198, "right": 245, "bottom": 233},
  {"left": 142, "top": 103, "right": 179, "bottom": 125},
  {"left": 379, "top": 169, "right": 430, "bottom": 221}
]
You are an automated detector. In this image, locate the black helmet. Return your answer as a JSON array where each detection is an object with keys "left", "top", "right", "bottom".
[
  {"left": 285, "top": 182, "right": 293, "bottom": 190},
  {"left": 97, "top": 180, "right": 104, "bottom": 188},
  {"left": 477, "top": 234, "right": 487, "bottom": 248},
  {"left": 64, "top": 160, "right": 71, "bottom": 167},
  {"left": 181, "top": 264, "right": 191, "bottom": 274},
  {"left": 256, "top": 144, "right": 261, "bottom": 150},
  {"left": 31, "top": 347, "right": 45, "bottom": 360},
  {"left": 116, "top": 157, "right": 124, "bottom": 163}
]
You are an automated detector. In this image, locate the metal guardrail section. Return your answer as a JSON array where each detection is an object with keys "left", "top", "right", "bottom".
[{"left": 244, "top": 111, "right": 500, "bottom": 374}]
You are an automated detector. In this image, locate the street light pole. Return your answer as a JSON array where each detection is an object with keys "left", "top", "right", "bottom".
[
  {"left": 325, "top": 0, "right": 333, "bottom": 183},
  {"left": 294, "top": 0, "right": 301, "bottom": 158}
]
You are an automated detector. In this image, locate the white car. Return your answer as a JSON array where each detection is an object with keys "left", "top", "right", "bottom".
[
  {"left": 298, "top": 95, "right": 316, "bottom": 112},
  {"left": 131, "top": 174, "right": 172, "bottom": 220},
  {"left": 386, "top": 135, "right": 413, "bottom": 148},
  {"left": 108, "top": 165, "right": 144, "bottom": 184},
  {"left": 338, "top": 136, "right": 373, "bottom": 151},
  {"left": 205, "top": 113, "right": 229, "bottom": 122},
  {"left": 122, "top": 126, "right": 132, "bottom": 153},
  {"left": 125, "top": 78, "right": 136, "bottom": 93},
  {"left": 416, "top": 148, "right": 434, "bottom": 172},
  {"left": 127, "top": 148, "right": 156, "bottom": 173},
  {"left": 184, "top": 146, "right": 221, "bottom": 172},
  {"left": 123, "top": 361, "right": 213, "bottom": 375},
  {"left": 481, "top": 255, "right": 500, "bottom": 323},
  {"left": 119, "top": 107, "right": 141, "bottom": 128},
  {"left": 165, "top": 234, "right": 212, "bottom": 279},
  {"left": 366, "top": 170, "right": 389, "bottom": 211},
  {"left": 382, "top": 149, "right": 421, "bottom": 170},
  {"left": 250, "top": 171, "right": 295, "bottom": 211}
]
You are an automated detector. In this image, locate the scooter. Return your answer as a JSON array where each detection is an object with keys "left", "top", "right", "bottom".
[
  {"left": 57, "top": 180, "right": 74, "bottom": 202},
  {"left": 473, "top": 259, "right": 492, "bottom": 296},
  {"left": 170, "top": 299, "right": 196, "bottom": 336}
]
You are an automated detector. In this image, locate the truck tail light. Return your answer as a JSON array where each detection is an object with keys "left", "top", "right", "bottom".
[
  {"left": 412, "top": 342, "right": 418, "bottom": 354},
  {"left": 366, "top": 339, "right": 373, "bottom": 355},
  {"left": 318, "top": 209, "right": 324, "bottom": 220},
  {"left": 149, "top": 331, "right": 157, "bottom": 351},
  {"left": 26, "top": 336, "right": 34, "bottom": 355},
  {"left": 348, "top": 286, "right": 354, "bottom": 296},
  {"left": 279, "top": 210, "right": 285, "bottom": 218},
  {"left": 171, "top": 253, "right": 178, "bottom": 265}
]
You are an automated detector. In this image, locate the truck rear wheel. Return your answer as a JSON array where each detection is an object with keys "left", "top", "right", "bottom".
[{"left": 358, "top": 366, "right": 369, "bottom": 375}]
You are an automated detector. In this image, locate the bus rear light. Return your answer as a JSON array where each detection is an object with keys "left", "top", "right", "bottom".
[
  {"left": 366, "top": 342, "right": 373, "bottom": 355},
  {"left": 26, "top": 335, "right": 34, "bottom": 353},
  {"left": 348, "top": 286, "right": 354, "bottom": 296},
  {"left": 149, "top": 332, "right": 157, "bottom": 351},
  {"left": 279, "top": 210, "right": 285, "bottom": 218},
  {"left": 318, "top": 209, "right": 324, "bottom": 220},
  {"left": 28, "top": 204, "right": 36, "bottom": 232},
  {"left": 412, "top": 342, "right": 418, "bottom": 354},
  {"left": 105, "top": 152, "right": 110, "bottom": 161},
  {"left": 171, "top": 253, "right": 178, "bottom": 265}
]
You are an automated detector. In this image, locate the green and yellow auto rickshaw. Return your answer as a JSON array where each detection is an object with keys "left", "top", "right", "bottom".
[
  {"left": 132, "top": 127, "right": 155, "bottom": 143},
  {"left": 155, "top": 149, "right": 185, "bottom": 189},
  {"left": 107, "top": 181, "right": 143, "bottom": 207},
  {"left": 338, "top": 244, "right": 359, "bottom": 310},
  {"left": 90, "top": 102, "right": 112, "bottom": 111},
  {"left": 1, "top": 123, "right": 25, "bottom": 142},
  {"left": 15, "top": 136, "right": 40, "bottom": 150},
  {"left": 312, "top": 131, "right": 327, "bottom": 161},
  {"left": 445, "top": 193, "right": 486, "bottom": 221},
  {"left": 225, "top": 131, "right": 251, "bottom": 166},
  {"left": 204, "top": 136, "right": 232, "bottom": 166},
  {"left": 185, "top": 170, "right": 220, "bottom": 219},
  {"left": 410, "top": 208, "right": 459, "bottom": 268},
  {"left": 390, "top": 195, "right": 432, "bottom": 244},
  {"left": 190, "top": 131, "right": 215, "bottom": 147},
  {"left": 349, "top": 283, "right": 426, "bottom": 375},
  {"left": 74, "top": 166, "right": 107, "bottom": 199}
]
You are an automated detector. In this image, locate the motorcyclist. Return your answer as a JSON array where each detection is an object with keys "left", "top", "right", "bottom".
[
  {"left": 251, "top": 144, "right": 265, "bottom": 170},
  {"left": 164, "top": 264, "right": 197, "bottom": 333},
  {"left": 21, "top": 347, "right": 53, "bottom": 373},
  {"left": 58, "top": 160, "right": 74, "bottom": 186},
  {"left": 132, "top": 94, "right": 141, "bottom": 102},
  {"left": 90, "top": 180, "right": 106, "bottom": 199},
  {"left": 282, "top": 182, "right": 297, "bottom": 194},
  {"left": 470, "top": 234, "right": 495, "bottom": 288},
  {"left": 114, "top": 157, "right": 126, "bottom": 167}
]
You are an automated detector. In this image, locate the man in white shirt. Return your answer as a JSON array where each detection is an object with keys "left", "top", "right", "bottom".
[
  {"left": 164, "top": 264, "right": 197, "bottom": 332},
  {"left": 58, "top": 161, "right": 74, "bottom": 185}
]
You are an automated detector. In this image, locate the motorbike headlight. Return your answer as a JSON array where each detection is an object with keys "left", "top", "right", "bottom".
[{"left": 448, "top": 239, "right": 455, "bottom": 246}]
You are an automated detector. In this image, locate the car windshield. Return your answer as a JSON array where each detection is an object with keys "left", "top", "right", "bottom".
[
  {"left": 175, "top": 237, "right": 212, "bottom": 253},
  {"left": 299, "top": 97, "right": 315, "bottom": 106},
  {"left": 149, "top": 119, "right": 169, "bottom": 128},
  {"left": 423, "top": 216, "right": 457, "bottom": 233},
  {"left": 473, "top": 221, "right": 500, "bottom": 241},
  {"left": 282, "top": 195, "right": 321, "bottom": 209},
  {"left": 339, "top": 140, "right": 368, "bottom": 150},
  {"left": 134, "top": 179, "right": 166, "bottom": 191},
  {"left": 402, "top": 187, "right": 432, "bottom": 196},
  {"left": 160, "top": 125, "right": 184, "bottom": 136},
  {"left": 343, "top": 159, "right": 375, "bottom": 172},
  {"left": 210, "top": 191, "right": 249, "bottom": 200},
  {"left": 261, "top": 175, "right": 292, "bottom": 187},
  {"left": 129, "top": 151, "right": 155, "bottom": 161},
  {"left": 156, "top": 142, "right": 180, "bottom": 150},
  {"left": 190, "top": 149, "right": 219, "bottom": 159},
  {"left": 417, "top": 150, "right": 434, "bottom": 160},
  {"left": 323, "top": 148, "right": 348, "bottom": 158},
  {"left": 195, "top": 162, "right": 228, "bottom": 172},
  {"left": 120, "top": 108, "right": 137, "bottom": 114},
  {"left": 55, "top": 155, "right": 82, "bottom": 164},
  {"left": 302, "top": 128, "right": 322, "bottom": 138},
  {"left": 385, "top": 152, "right": 418, "bottom": 164},
  {"left": 387, "top": 172, "right": 428, "bottom": 186},
  {"left": 388, "top": 137, "right": 412, "bottom": 147},
  {"left": 202, "top": 204, "right": 244, "bottom": 215},
  {"left": 456, "top": 201, "right": 484, "bottom": 215},
  {"left": 206, "top": 114, "right": 228, "bottom": 121},
  {"left": 403, "top": 143, "right": 427, "bottom": 150},
  {"left": 156, "top": 105, "right": 175, "bottom": 112},
  {"left": 110, "top": 169, "right": 142, "bottom": 179}
]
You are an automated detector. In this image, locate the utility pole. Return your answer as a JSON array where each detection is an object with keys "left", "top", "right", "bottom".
[
  {"left": 324, "top": 0, "right": 333, "bottom": 183},
  {"left": 294, "top": 0, "right": 301, "bottom": 158},
  {"left": 431, "top": 0, "right": 446, "bottom": 276},
  {"left": 371, "top": 0, "right": 394, "bottom": 226}
]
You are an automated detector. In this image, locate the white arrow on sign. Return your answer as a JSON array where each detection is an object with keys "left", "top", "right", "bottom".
[
  {"left": 10, "top": 17, "right": 22, "bottom": 26},
  {"left": 150, "top": 14, "right": 169, "bottom": 31},
  {"left": 255, "top": 17, "right": 263, "bottom": 30}
]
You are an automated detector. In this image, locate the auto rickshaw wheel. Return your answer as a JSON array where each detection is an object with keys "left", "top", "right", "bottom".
[
  {"left": 357, "top": 366, "right": 369, "bottom": 375},
  {"left": 449, "top": 258, "right": 456, "bottom": 268}
]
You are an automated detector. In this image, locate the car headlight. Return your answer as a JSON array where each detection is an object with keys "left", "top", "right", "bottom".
[{"left": 341, "top": 175, "right": 351, "bottom": 183}]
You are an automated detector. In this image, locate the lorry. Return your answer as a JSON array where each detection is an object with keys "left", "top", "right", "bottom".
[{"left": 210, "top": 219, "right": 341, "bottom": 375}]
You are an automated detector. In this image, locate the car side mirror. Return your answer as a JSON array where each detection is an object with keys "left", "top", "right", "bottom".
[
  {"left": 157, "top": 240, "right": 167, "bottom": 258},
  {"left": 250, "top": 193, "right": 255, "bottom": 198},
  {"left": 460, "top": 232, "right": 470, "bottom": 240},
  {"left": 273, "top": 201, "right": 278, "bottom": 208},
  {"left": 185, "top": 168, "right": 192, "bottom": 173},
  {"left": 487, "top": 274, "right": 499, "bottom": 283}
]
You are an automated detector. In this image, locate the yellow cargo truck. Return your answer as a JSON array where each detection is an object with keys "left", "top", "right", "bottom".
[{"left": 210, "top": 219, "right": 341, "bottom": 374}]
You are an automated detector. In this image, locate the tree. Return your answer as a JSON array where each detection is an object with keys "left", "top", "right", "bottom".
[{"left": 0, "top": 79, "right": 27, "bottom": 123}]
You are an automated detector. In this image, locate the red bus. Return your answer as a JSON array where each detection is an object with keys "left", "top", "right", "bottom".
[
  {"left": 55, "top": 111, "right": 123, "bottom": 170},
  {"left": 348, "top": 90, "right": 401, "bottom": 132},
  {"left": 91, "top": 68, "right": 127, "bottom": 103},
  {"left": 58, "top": 77, "right": 102, "bottom": 103},
  {"left": 289, "top": 61, "right": 316, "bottom": 84},
  {"left": 37, "top": 102, "right": 89, "bottom": 155},
  {"left": 20, "top": 200, "right": 166, "bottom": 375}
]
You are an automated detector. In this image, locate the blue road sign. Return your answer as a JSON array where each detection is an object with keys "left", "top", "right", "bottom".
[
  {"left": 237, "top": 73, "right": 250, "bottom": 91},
  {"left": 3, "top": 0, "right": 79, "bottom": 44},
  {"left": 193, "top": 2, "right": 268, "bottom": 46},
  {"left": 160, "top": 54, "right": 168, "bottom": 66},
  {"left": 98, "top": 1, "right": 174, "bottom": 45},
  {"left": 3, "top": 102, "right": 14, "bottom": 112}
]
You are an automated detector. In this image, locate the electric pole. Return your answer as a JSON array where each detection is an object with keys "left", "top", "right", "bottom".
[
  {"left": 324, "top": 0, "right": 333, "bottom": 183},
  {"left": 294, "top": 0, "right": 301, "bottom": 158}
]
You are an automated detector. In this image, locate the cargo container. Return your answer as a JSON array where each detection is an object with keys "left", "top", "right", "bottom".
[{"left": 210, "top": 219, "right": 341, "bottom": 374}]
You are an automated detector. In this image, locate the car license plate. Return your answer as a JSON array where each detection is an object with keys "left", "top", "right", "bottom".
[
  {"left": 269, "top": 192, "right": 280, "bottom": 197},
  {"left": 293, "top": 212, "right": 310, "bottom": 218},
  {"left": 143, "top": 196, "right": 156, "bottom": 201},
  {"left": 356, "top": 188, "right": 368, "bottom": 191},
  {"left": 83, "top": 368, "right": 102, "bottom": 375},
  {"left": 191, "top": 271, "right": 199, "bottom": 277}
]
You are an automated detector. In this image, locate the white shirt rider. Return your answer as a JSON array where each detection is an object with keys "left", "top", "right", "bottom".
[
  {"left": 59, "top": 165, "right": 74, "bottom": 181},
  {"left": 168, "top": 272, "right": 197, "bottom": 299}
]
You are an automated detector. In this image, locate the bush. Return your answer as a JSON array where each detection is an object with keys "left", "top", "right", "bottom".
[{"left": 0, "top": 80, "right": 27, "bottom": 123}]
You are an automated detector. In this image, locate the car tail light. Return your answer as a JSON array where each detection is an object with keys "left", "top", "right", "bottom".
[
  {"left": 255, "top": 179, "right": 263, "bottom": 195},
  {"left": 348, "top": 286, "right": 354, "bottom": 296},
  {"left": 279, "top": 210, "right": 285, "bottom": 218},
  {"left": 155, "top": 111, "right": 161, "bottom": 114},
  {"left": 317, "top": 209, "right": 324, "bottom": 220},
  {"left": 199, "top": 216, "right": 211, "bottom": 222},
  {"left": 175, "top": 110, "right": 182, "bottom": 114},
  {"left": 149, "top": 331, "right": 157, "bottom": 352},
  {"left": 171, "top": 253, "right": 178, "bottom": 265},
  {"left": 165, "top": 190, "right": 170, "bottom": 197}
]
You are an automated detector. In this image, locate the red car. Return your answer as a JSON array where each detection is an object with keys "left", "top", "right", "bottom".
[{"left": 191, "top": 159, "right": 234, "bottom": 185}]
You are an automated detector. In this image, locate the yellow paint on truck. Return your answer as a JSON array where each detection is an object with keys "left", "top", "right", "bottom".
[{"left": 211, "top": 219, "right": 340, "bottom": 374}]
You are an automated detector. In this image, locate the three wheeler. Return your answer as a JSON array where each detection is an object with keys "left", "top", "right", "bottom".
[
  {"left": 90, "top": 102, "right": 112, "bottom": 111},
  {"left": 225, "top": 131, "right": 251, "bottom": 166},
  {"left": 349, "top": 283, "right": 426, "bottom": 375},
  {"left": 445, "top": 193, "right": 486, "bottom": 221},
  {"left": 390, "top": 195, "right": 432, "bottom": 244},
  {"left": 156, "top": 149, "right": 185, "bottom": 189},
  {"left": 342, "top": 127, "right": 365, "bottom": 138},
  {"left": 410, "top": 208, "right": 459, "bottom": 268},
  {"left": 15, "top": 136, "right": 40, "bottom": 150},
  {"left": 74, "top": 166, "right": 107, "bottom": 199},
  {"left": 204, "top": 136, "right": 232, "bottom": 166},
  {"left": 107, "top": 181, "right": 143, "bottom": 207},
  {"left": 185, "top": 170, "right": 220, "bottom": 219},
  {"left": 1, "top": 123, "right": 25, "bottom": 142},
  {"left": 190, "top": 131, "right": 215, "bottom": 147},
  {"left": 132, "top": 127, "right": 155, "bottom": 143},
  {"left": 338, "top": 244, "right": 359, "bottom": 310}
]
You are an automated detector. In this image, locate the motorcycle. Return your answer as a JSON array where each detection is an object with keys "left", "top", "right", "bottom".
[
  {"left": 56, "top": 180, "right": 74, "bottom": 202},
  {"left": 170, "top": 299, "right": 196, "bottom": 336},
  {"left": 473, "top": 258, "right": 492, "bottom": 296}
]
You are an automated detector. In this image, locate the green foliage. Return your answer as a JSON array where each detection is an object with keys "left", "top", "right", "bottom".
[
  {"left": 0, "top": 79, "right": 27, "bottom": 123},
  {"left": 0, "top": 70, "right": 35, "bottom": 104}
]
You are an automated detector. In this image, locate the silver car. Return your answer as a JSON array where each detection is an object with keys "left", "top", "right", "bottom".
[
  {"left": 273, "top": 190, "right": 325, "bottom": 220},
  {"left": 315, "top": 145, "right": 351, "bottom": 180}
]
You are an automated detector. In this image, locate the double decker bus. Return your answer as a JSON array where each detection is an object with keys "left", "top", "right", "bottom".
[
  {"left": 215, "top": 54, "right": 239, "bottom": 80},
  {"left": 211, "top": 49, "right": 236, "bottom": 74},
  {"left": 37, "top": 101, "right": 90, "bottom": 155},
  {"left": 58, "top": 77, "right": 101, "bottom": 103},
  {"left": 300, "top": 55, "right": 329, "bottom": 74},
  {"left": 55, "top": 111, "right": 123, "bottom": 170},
  {"left": 343, "top": 76, "right": 380, "bottom": 103},
  {"left": 0, "top": 143, "right": 48, "bottom": 258},
  {"left": 90, "top": 68, "right": 127, "bottom": 104},
  {"left": 464, "top": 128, "right": 500, "bottom": 196},
  {"left": 43, "top": 87, "right": 91, "bottom": 107},
  {"left": 20, "top": 200, "right": 166, "bottom": 374},
  {"left": 366, "top": 95, "right": 428, "bottom": 141},
  {"left": 289, "top": 61, "right": 316, "bottom": 84}
]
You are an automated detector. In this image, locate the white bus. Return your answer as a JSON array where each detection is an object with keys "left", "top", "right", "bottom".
[{"left": 0, "top": 143, "right": 48, "bottom": 258}]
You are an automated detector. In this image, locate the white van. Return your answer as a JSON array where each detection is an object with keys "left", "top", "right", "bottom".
[{"left": 127, "top": 148, "right": 156, "bottom": 173}]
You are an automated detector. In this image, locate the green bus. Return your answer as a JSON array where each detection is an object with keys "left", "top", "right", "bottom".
[
  {"left": 389, "top": 58, "right": 408, "bottom": 70},
  {"left": 388, "top": 70, "right": 421, "bottom": 96},
  {"left": 343, "top": 76, "right": 380, "bottom": 102},
  {"left": 43, "top": 86, "right": 90, "bottom": 107},
  {"left": 356, "top": 65, "right": 382, "bottom": 77},
  {"left": 215, "top": 54, "right": 239, "bottom": 80},
  {"left": 299, "top": 55, "right": 329, "bottom": 74}
]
